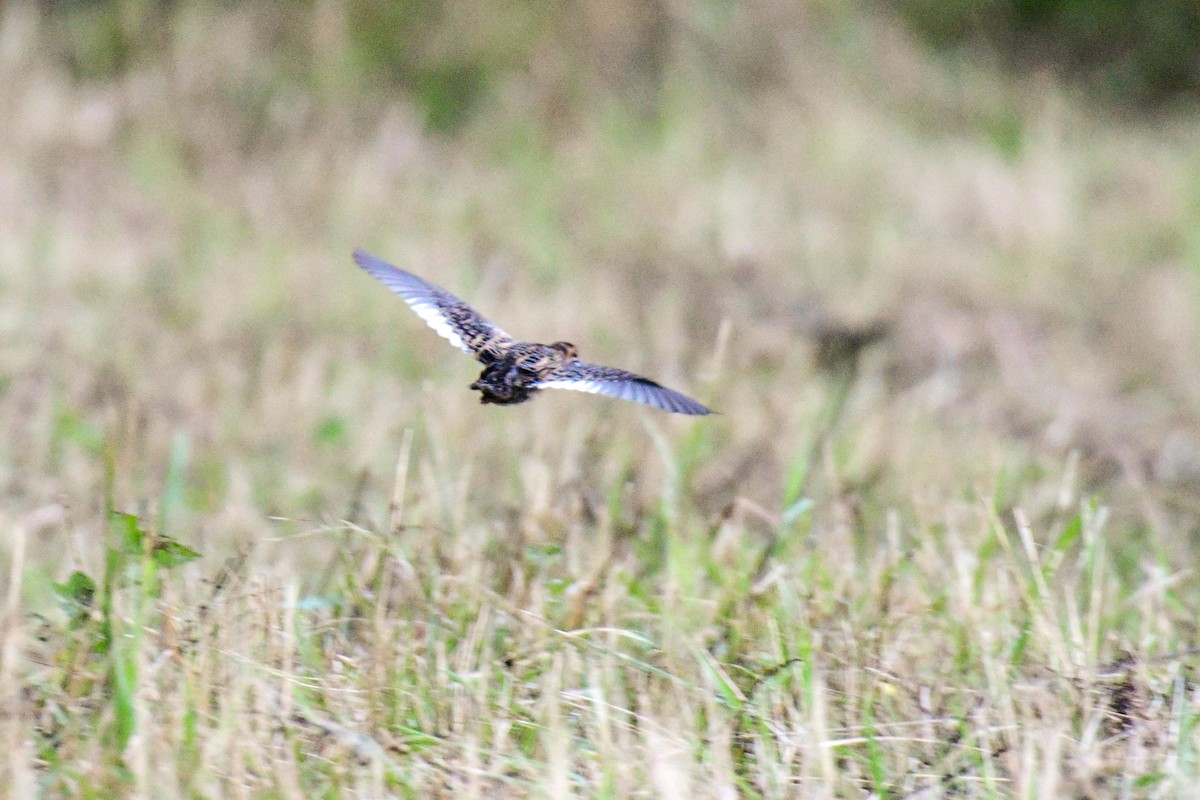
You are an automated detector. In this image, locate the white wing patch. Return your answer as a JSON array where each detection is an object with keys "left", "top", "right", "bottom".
[
  {"left": 407, "top": 298, "right": 470, "bottom": 353},
  {"left": 534, "top": 379, "right": 607, "bottom": 395}
]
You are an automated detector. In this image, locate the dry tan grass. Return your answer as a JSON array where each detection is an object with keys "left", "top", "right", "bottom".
[{"left": 3, "top": 1, "right": 1200, "bottom": 797}]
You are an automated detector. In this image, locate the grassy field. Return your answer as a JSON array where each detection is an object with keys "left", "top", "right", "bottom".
[{"left": 4, "top": 2, "right": 1200, "bottom": 797}]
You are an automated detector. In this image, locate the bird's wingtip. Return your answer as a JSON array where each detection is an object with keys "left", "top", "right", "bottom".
[{"left": 353, "top": 248, "right": 392, "bottom": 275}]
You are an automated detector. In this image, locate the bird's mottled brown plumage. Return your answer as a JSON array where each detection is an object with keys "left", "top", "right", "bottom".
[{"left": 353, "top": 249, "right": 713, "bottom": 415}]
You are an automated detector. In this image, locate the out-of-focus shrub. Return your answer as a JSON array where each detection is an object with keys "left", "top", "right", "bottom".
[
  {"left": 39, "top": 0, "right": 552, "bottom": 134},
  {"left": 343, "top": 0, "right": 497, "bottom": 134},
  {"left": 892, "top": 0, "right": 1200, "bottom": 107},
  {"left": 41, "top": 0, "right": 175, "bottom": 80}
]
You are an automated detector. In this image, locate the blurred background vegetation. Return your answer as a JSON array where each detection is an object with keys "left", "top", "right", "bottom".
[
  {"left": 897, "top": 0, "right": 1200, "bottom": 107},
  {"left": 5, "top": 0, "right": 1200, "bottom": 593},
  {"left": 7, "top": 0, "right": 1200, "bottom": 794},
  {"left": 12, "top": 0, "right": 1199, "bottom": 545},
  {"left": 43, "top": 0, "right": 1200, "bottom": 111}
]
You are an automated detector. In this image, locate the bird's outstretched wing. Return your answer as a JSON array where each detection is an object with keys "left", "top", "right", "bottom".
[
  {"left": 534, "top": 361, "right": 713, "bottom": 415},
  {"left": 353, "top": 249, "right": 514, "bottom": 360}
]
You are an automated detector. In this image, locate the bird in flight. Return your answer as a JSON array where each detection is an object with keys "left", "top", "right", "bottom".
[{"left": 353, "top": 249, "right": 714, "bottom": 415}]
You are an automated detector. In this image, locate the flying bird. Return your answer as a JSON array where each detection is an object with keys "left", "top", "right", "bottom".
[{"left": 353, "top": 249, "right": 713, "bottom": 415}]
